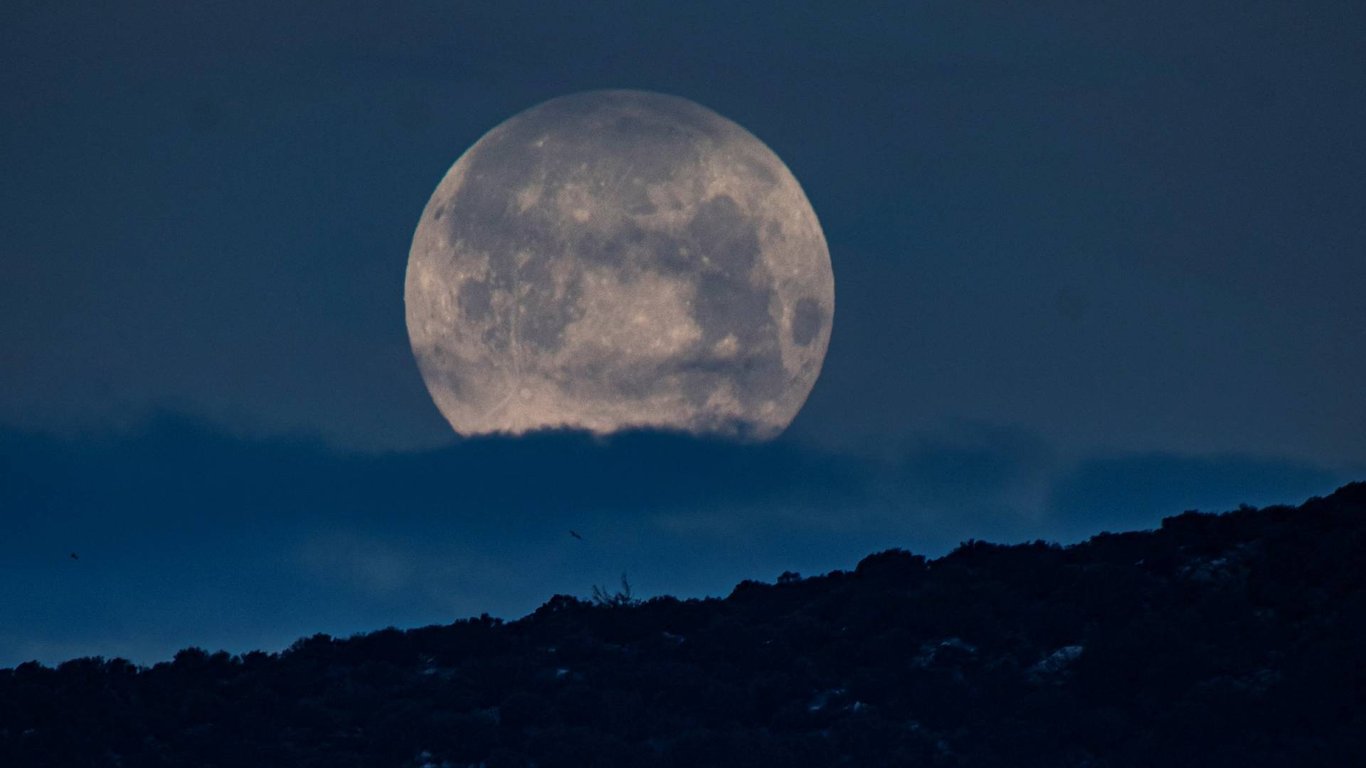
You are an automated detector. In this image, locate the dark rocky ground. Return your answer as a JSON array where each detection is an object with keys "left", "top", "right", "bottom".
[{"left": 3, "top": 483, "right": 1363, "bottom": 767}]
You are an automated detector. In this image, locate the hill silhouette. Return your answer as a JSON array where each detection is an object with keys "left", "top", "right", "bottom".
[{"left": 2, "top": 483, "right": 1364, "bottom": 767}]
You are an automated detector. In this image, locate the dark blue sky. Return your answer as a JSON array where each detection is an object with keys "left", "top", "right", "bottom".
[{"left": 2, "top": 1, "right": 1363, "bottom": 665}]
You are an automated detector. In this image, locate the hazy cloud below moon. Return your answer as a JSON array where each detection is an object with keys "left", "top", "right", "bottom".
[
  {"left": 0, "top": 415, "right": 1353, "bottom": 667},
  {"left": 405, "top": 90, "right": 834, "bottom": 439}
]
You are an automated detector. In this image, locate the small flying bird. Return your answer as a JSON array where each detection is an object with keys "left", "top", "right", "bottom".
[
  {"left": 569, "top": 530, "right": 583, "bottom": 541},
  {"left": 69, "top": 552, "right": 79, "bottom": 561}
]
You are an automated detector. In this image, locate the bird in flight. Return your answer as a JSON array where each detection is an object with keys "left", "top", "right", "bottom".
[
  {"left": 569, "top": 530, "right": 583, "bottom": 541},
  {"left": 69, "top": 552, "right": 79, "bottom": 561}
]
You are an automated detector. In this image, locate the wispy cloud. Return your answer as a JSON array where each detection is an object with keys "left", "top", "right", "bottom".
[{"left": 0, "top": 414, "right": 1354, "bottom": 667}]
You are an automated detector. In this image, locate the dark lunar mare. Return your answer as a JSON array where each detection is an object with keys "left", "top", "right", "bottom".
[
  {"left": 435, "top": 94, "right": 787, "bottom": 407},
  {"left": 438, "top": 94, "right": 724, "bottom": 359}
]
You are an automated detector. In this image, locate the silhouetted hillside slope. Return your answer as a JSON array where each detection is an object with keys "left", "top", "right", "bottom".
[{"left": 3, "top": 483, "right": 1364, "bottom": 767}]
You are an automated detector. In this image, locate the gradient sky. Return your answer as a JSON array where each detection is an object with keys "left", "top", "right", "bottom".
[{"left": 2, "top": 1, "right": 1363, "bottom": 666}]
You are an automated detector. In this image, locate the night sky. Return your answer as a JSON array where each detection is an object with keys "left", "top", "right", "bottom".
[{"left": 2, "top": 1, "right": 1363, "bottom": 667}]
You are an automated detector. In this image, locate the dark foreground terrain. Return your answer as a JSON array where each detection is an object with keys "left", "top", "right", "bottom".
[{"left": 3, "top": 484, "right": 1364, "bottom": 767}]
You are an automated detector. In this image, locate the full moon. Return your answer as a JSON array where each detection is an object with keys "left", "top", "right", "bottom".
[{"left": 405, "top": 90, "right": 834, "bottom": 439}]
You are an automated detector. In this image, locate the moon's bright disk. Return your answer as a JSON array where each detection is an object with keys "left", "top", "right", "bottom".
[{"left": 405, "top": 90, "right": 834, "bottom": 438}]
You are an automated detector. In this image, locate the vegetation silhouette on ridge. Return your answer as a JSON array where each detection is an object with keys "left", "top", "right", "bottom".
[{"left": 2, "top": 483, "right": 1364, "bottom": 767}]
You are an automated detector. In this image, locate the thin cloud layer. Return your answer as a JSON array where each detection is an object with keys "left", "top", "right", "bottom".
[{"left": 0, "top": 414, "right": 1351, "bottom": 667}]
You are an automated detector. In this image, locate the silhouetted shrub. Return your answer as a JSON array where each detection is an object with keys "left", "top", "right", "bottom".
[{"left": 854, "top": 548, "right": 928, "bottom": 581}]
